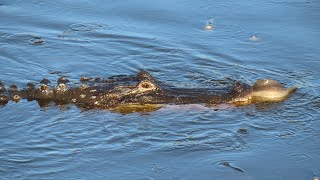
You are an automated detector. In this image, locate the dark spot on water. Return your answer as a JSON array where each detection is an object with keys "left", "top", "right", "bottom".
[
  {"left": 220, "top": 162, "right": 245, "bottom": 173},
  {"left": 49, "top": 71, "right": 65, "bottom": 75},
  {"left": 237, "top": 128, "right": 249, "bottom": 135},
  {"left": 33, "top": 0, "right": 45, "bottom": 6},
  {"left": 28, "top": 37, "right": 45, "bottom": 45},
  {"left": 140, "top": 113, "right": 151, "bottom": 116},
  {"left": 245, "top": 112, "right": 256, "bottom": 117}
]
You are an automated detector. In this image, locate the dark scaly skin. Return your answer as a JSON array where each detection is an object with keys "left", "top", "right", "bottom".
[
  {"left": 0, "top": 70, "right": 295, "bottom": 111},
  {"left": 0, "top": 71, "right": 163, "bottom": 108}
]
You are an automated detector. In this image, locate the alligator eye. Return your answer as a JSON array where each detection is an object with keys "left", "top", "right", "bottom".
[
  {"left": 137, "top": 80, "right": 160, "bottom": 93},
  {"left": 141, "top": 83, "right": 150, "bottom": 89}
]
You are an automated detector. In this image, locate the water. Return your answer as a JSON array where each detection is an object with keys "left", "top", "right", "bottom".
[{"left": 0, "top": 0, "right": 320, "bottom": 179}]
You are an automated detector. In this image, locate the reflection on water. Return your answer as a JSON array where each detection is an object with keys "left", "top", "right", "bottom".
[{"left": 0, "top": 0, "right": 320, "bottom": 179}]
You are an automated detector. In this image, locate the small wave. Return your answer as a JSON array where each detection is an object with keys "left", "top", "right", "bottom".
[
  {"left": 1, "top": 33, "right": 46, "bottom": 46},
  {"left": 58, "top": 22, "right": 107, "bottom": 41},
  {"left": 69, "top": 23, "right": 106, "bottom": 32}
]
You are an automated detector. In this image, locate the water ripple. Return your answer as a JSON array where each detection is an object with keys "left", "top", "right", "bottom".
[
  {"left": 57, "top": 22, "right": 107, "bottom": 41},
  {"left": 1, "top": 33, "right": 46, "bottom": 45}
]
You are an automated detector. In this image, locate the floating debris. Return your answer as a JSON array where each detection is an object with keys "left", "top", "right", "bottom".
[
  {"left": 237, "top": 128, "right": 249, "bottom": 135},
  {"left": 249, "top": 34, "right": 259, "bottom": 41},
  {"left": 221, "top": 162, "right": 245, "bottom": 173},
  {"left": 204, "top": 18, "right": 214, "bottom": 31},
  {"left": 28, "top": 37, "right": 45, "bottom": 45}
]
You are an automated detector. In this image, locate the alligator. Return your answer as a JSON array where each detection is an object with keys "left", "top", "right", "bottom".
[{"left": 0, "top": 70, "right": 297, "bottom": 113}]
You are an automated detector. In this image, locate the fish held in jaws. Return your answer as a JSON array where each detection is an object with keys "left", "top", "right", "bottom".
[{"left": 252, "top": 79, "right": 297, "bottom": 102}]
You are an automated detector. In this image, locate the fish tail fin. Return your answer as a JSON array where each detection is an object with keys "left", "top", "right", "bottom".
[{"left": 287, "top": 86, "right": 297, "bottom": 95}]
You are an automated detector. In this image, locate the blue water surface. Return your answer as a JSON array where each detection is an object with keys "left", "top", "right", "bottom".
[{"left": 0, "top": 0, "right": 320, "bottom": 179}]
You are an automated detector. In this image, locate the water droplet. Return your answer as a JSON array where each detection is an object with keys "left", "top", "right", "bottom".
[
  {"left": 204, "top": 18, "right": 214, "bottom": 31},
  {"left": 249, "top": 34, "right": 258, "bottom": 41}
]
